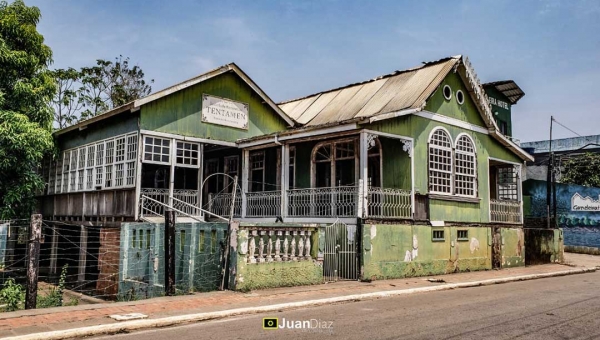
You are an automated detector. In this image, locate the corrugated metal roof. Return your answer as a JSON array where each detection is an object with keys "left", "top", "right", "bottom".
[
  {"left": 278, "top": 57, "right": 460, "bottom": 126},
  {"left": 483, "top": 80, "right": 525, "bottom": 105}
]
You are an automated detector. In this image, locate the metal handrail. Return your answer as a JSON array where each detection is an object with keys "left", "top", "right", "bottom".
[
  {"left": 140, "top": 195, "right": 227, "bottom": 222},
  {"left": 170, "top": 196, "right": 228, "bottom": 221}
]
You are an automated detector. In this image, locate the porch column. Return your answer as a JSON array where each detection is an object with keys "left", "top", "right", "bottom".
[
  {"left": 518, "top": 163, "right": 524, "bottom": 223},
  {"left": 241, "top": 149, "right": 249, "bottom": 218},
  {"left": 358, "top": 132, "right": 368, "bottom": 218},
  {"left": 168, "top": 138, "right": 176, "bottom": 207},
  {"left": 281, "top": 144, "right": 289, "bottom": 218},
  {"left": 134, "top": 133, "right": 143, "bottom": 221},
  {"left": 78, "top": 225, "right": 88, "bottom": 283},
  {"left": 197, "top": 143, "right": 204, "bottom": 219}
]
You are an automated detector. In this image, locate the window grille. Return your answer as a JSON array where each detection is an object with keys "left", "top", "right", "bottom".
[
  {"left": 63, "top": 151, "right": 70, "bottom": 193},
  {"left": 55, "top": 156, "right": 63, "bottom": 194},
  {"left": 115, "top": 163, "right": 124, "bottom": 187},
  {"left": 428, "top": 129, "right": 453, "bottom": 194},
  {"left": 432, "top": 229, "right": 445, "bottom": 241},
  {"left": 498, "top": 166, "right": 518, "bottom": 201},
  {"left": 127, "top": 135, "right": 137, "bottom": 161},
  {"left": 105, "top": 140, "right": 115, "bottom": 188},
  {"left": 126, "top": 162, "right": 136, "bottom": 186},
  {"left": 454, "top": 135, "right": 477, "bottom": 197},
  {"left": 115, "top": 137, "right": 126, "bottom": 162},
  {"left": 176, "top": 141, "right": 199, "bottom": 167},
  {"left": 144, "top": 136, "right": 170, "bottom": 164},
  {"left": 457, "top": 230, "right": 468, "bottom": 241},
  {"left": 95, "top": 143, "right": 104, "bottom": 188}
]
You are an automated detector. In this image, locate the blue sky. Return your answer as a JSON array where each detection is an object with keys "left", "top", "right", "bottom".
[{"left": 27, "top": 0, "right": 600, "bottom": 142}]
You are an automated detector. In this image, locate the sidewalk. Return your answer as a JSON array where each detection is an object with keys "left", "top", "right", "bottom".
[{"left": 1, "top": 253, "right": 598, "bottom": 339}]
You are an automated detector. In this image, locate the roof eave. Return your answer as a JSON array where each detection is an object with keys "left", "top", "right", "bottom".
[{"left": 53, "top": 102, "right": 135, "bottom": 137}]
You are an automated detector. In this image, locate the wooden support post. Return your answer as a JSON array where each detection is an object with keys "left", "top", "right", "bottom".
[
  {"left": 281, "top": 144, "right": 289, "bottom": 218},
  {"left": 78, "top": 225, "right": 88, "bottom": 283},
  {"left": 169, "top": 138, "right": 176, "bottom": 207},
  {"left": 197, "top": 143, "right": 204, "bottom": 219},
  {"left": 358, "top": 132, "right": 369, "bottom": 218},
  {"left": 164, "top": 210, "right": 176, "bottom": 296},
  {"left": 241, "top": 149, "right": 249, "bottom": 218},
  {"left": 25, "top": 214, "right": 42, "bottom": 310},
  {"left": 49, "top": 224, "right": 58, "bottom": 277}
]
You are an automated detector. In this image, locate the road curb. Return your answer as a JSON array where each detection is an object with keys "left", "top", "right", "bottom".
[{"left": 5, "top": 267, "right": 596, "bottom": 340}]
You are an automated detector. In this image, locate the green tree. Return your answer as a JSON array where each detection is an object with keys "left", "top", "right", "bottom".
[
  {"left": 79, "top": 55, "right": 153, "bottom": 120},
  {"left": 0, "top": 0, "right": 55, "bottom": 219},
  {"left": 560, "top": 153, "right": 600, "bottom": 187},
  {"left": 51, "top": 67, "right": 83, "bottom": 129}
]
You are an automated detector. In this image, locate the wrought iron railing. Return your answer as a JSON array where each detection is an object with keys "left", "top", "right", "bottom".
[
  {"left": 490, "top": 199, "right": 522, "bottom": 223},
  {"left": 246, "top": 191, "right": 281, "bottom": 217},
  {"left": 367, "top": 187, "right": 412, "bottom": 219},
  {"left": 287, "top": 186, "right": 358, "bottom": 217},
  {"left": 207, "top": 192, "right": 241, "bottom": 218}
]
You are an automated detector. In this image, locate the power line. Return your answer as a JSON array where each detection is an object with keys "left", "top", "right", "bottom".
[{"left": 552, "top": 117, "right": 582, "bottom": 137}]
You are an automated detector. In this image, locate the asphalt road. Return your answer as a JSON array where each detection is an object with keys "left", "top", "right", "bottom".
[{"left": 97, "top": 271, "right": 600, "bottom": 340}]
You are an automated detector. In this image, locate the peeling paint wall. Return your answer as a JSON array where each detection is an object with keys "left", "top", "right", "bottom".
[
  {"left": 232, "top": 228, "right": 323, "bottom": 291},
  {"left": 362, "top": 224, "right": 496, "bottom": 280},
  {"left": 524, "top": 228, "right": 564, "bottom": 265},
  {"left": 500, "top": 228, "right": 525, "bottom": 268}
]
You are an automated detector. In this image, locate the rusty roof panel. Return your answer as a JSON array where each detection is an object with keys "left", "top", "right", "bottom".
[
  {"left": 296, "top": 90, "right": 340, "bottom": 125},
  {"left": 306, "top": 85, "right": 364, "bottom": 126}
]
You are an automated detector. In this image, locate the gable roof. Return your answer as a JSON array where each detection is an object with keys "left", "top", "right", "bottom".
[
  {"left": 483, "top": 80, "right": 525, "bottom": 105},
  {"left": 55, "top": 63, "right": 295, "bottom": 136},
  {"left": 278, "top": 56, "right": 460, "bottom": 126},
  {"left": 275, "top": 55, "right": 533, "bottom": 162}
]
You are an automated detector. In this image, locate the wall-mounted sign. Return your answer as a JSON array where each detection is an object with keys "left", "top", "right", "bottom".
[
  {"left": 571, "top": 193, "right": 600, "bottom": 212},
  {"left": 201, "top": 94, "right": 249, "bottom": 130},
  {"left": 488, "top": 96, "right": 509, "bottom": 110}
]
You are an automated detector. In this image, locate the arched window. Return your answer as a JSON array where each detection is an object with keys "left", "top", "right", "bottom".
[
  {"left": 454, "top": 134, "right": 477, "bottom": 197},
  {"left": 428, "top": 128, "right": 453, "bottom": 194}
]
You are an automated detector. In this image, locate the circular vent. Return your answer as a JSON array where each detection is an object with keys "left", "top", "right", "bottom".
[
  {"left": 443, "top": 85, "right": 452, "bottom": 100},
  {"left": 456, "top": 90, "right": 465, "bottom": 105}
]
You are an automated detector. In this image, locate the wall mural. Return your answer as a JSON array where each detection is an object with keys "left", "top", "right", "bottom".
[{"left": 523, "top": 179, "right": 600, "bottom": 248}]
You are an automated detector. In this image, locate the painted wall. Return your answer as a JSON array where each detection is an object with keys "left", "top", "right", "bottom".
[
  {"left": 140, "top": 72, "right": 289, "bottom": 143},
  {"left": 118, "top": 222, "right": 228, "bottom": 300},
  {"left": 233, "top": 227, "right": 322, "bottom": 291},
  {"left": 523, "top": 179, "right": 600, "bottom": 248},
  {"left": 57, "top": 113, "right": 139, "bottom": 150},
  {"left": 361, "top": 224, "right": 493, "bottom": 280},
  {"left": 365, "top": 72, "right": 523, "bottom": 223},
  {"left": 484, "top": 86, "right": 512, "bottom": 137},
  {"left": 500, "top": 228, "right": 525, "bottom": 268}
]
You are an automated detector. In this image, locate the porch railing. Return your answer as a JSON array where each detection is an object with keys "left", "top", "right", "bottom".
[
  {"left": 287, "top": 186, "right": 358, "bottom": 217},
  {"left": 208, "top": 192, "right": 242, "bottom": 218},
  {"left": 241, "top": 226, "right": 317, "bottom": 263},
  {"left": 246, "top": 191, "right": 281, "bottom": 217},
  {"left": 367, "top": 187, "right": 412, "bottom": 219},
  {"left": 140, "top": 188, "right": 202, "bottom": 218},
  {"left": 490, "top": 199, "right": 522, "bottom": 224}
]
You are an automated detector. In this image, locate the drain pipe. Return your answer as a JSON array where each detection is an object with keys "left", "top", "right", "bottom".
[{"left": 274, "top": 134, "right": 282, "bottom": 145}]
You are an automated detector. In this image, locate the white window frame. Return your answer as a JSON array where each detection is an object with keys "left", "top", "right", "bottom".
[
  {"left": 428, "top": 127, "right": 454, "bottom": 195},
  {"left": 454, "top": 133, "right": 477, "bottom": 198},
  {"left": 48, "top": 132, "right": 138, "bottom": 194},
  {"left": 175, "top": 141, "right": 201, "bottom": 168},
  {"left": 142, "top": 136, "right": 171, "bottom": 165}
]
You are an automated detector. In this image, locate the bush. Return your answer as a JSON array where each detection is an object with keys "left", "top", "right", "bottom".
[{"left": 0, "top": 279, "right": 25, "bottom": 312}]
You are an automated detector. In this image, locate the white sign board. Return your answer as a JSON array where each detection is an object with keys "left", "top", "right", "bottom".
[
  {"left": 571, "top": 193, "right": 600, "bottom": 212},
  {"left": 201, "top": 94, "right": 249, "bottom": 130}
]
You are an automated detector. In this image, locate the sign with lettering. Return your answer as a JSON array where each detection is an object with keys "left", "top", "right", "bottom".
[
  {"left": 201, "top": 94, "right": 249, "bottom": 130},
  {"left": 488, "top": 96, "right": 509, "bottom": 110},
  {"left": 571, "top": 193, "right": 600, "bottom": 212}
]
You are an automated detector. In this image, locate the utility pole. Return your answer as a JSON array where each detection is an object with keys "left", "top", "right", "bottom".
[
  {"left": 164, "top": 210, "right": 176, "bottom": 296},
  {"left": 25, "top": 214, "right": 42, "bottom": 310},
  {"left": 546, "top": 116, "right": 553, "bottom": 229}
]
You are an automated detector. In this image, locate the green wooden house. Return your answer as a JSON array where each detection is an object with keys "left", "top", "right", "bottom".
[{"left": 37, "top": 55, "right": 552, "bottom": 294}]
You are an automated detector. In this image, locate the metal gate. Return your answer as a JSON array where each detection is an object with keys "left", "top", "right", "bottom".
[{"left": 323, "top": 221, "right": 358, "bottom": 282}]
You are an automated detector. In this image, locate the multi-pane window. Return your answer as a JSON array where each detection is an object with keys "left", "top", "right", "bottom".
[
  {"left": 176, "top": 141, "right": 200, "bottom": 167},
  {"left": 250, "top": 151, "right": 265, "bottom": 192},
  {"left": 47, "top": 133, "right": 138, "bottom": 193},
  {"left": 144, "top": 136, "right": 170, "bottom": 164},
  {"left": 224, "top": 155, "right": 239, "bottom": 192},
  {"left": 498, "top": 166, "right": 518, "bottom": 201},
  {"left": 428, "top": 129, "right": 453, "bottom": 194},
  {"left": 454, "top": 135, "right": 476, "bottom": 197},
  {"left": 48, "top": 160, "right": 56, "bottom": 195}
]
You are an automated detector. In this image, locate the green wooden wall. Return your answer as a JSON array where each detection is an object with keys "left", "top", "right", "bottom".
[
  {"left": 58, "top": 113, "right": 139, "bottom": 150},
  {"left": 140, "top": 72, "right": 289, "bottom": 142},
  {"left": 366, "top": 71, "right": 523, "bottom": 223},
  {"left": 484, "top": 86, "right": 513, "bottom": 137}
]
